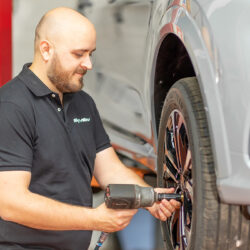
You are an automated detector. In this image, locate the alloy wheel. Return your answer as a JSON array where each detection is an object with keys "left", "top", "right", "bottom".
[{"left": 163, "top": 109, "right": 193, "bottom": 250}]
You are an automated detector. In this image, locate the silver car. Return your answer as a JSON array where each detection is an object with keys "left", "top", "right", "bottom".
[{"left": 80, "top": 0, "right": 250, "bottom": 249}]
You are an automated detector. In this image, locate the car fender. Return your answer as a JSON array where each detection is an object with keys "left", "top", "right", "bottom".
[{"left": 148, "top": 2, "right": 231, "bottom": 180}]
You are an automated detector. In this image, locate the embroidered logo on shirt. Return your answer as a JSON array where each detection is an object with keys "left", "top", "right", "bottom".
[{"left": 73, "top": 118, "right": 91, "bottom": 123}]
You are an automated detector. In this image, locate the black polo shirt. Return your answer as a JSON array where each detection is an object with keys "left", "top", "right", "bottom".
[{"left": 0, "top": 64, "right": 111, "bottom": 250}]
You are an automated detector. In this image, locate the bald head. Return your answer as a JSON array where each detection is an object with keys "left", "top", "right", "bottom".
[
  {"left": 30, "top": 7, "right": 96, "bottom": 97},
  {"left": 34, "top": 7, "right": 95, "bottom": 52}
]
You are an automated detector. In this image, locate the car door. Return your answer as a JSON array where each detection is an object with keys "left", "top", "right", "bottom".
[{"left": 82, "top": 0, "right": 155, "bottom": 161}]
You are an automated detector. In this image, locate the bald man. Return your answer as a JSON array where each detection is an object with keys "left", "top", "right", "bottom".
[{"left": 0, "top": 7, "right": 180, "bottom": 250}]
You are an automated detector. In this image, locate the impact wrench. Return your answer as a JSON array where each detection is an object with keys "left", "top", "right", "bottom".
[{"left": 94, "top": 184, "right": 184, "bottom": 249}]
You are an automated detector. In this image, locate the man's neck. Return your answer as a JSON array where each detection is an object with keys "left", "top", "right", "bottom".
[{"left": 29, "top": 63, "right": 63, "bottom": 103}]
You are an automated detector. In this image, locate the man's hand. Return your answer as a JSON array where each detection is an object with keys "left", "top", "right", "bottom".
[
  {"left": 147, "top": 188, "right": 181, "bottom": 221},
  {"left": 93, "top": 203, "right": 138, "bottom": 232}
]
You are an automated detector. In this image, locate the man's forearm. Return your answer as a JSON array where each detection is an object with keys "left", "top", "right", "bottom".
[
  {"left": 94, "top": 147, "right": 151, "bottom": 189},
  {"left": 1, "top": 190, "right": 97, "bottom": 231},
  {"left": 97, "top": 163, "right": 150, "bottom": 189}
]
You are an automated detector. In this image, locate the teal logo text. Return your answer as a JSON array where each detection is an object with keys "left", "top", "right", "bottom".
[{"left": 73, "top": 117, "right": 91, "bottom": 123}]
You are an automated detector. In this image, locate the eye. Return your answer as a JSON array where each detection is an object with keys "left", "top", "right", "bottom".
[{"left": 74, "top": 53, "right": 83, "bottom": 58}]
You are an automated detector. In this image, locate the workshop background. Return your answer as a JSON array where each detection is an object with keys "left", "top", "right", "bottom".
[{"left": 0, "top": 0, "right": 163, "bottom": 249}]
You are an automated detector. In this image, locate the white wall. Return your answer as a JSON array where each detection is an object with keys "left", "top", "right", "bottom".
[{"left": 12, "top": 0, "right": 78, "bottom": 76}]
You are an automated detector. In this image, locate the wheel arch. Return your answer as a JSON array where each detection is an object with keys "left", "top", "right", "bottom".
[
  {"left": 153, "top": 33, "right": 195, "bottom": 135},
  {"left": 151, "top": 4, "right": 231, "bottom": 184}
]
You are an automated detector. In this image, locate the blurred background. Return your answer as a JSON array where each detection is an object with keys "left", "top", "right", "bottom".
[{"left": 0, "top": 0, "right": 164, "bottom": 249}]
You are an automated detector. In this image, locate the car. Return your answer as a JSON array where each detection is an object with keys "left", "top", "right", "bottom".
[{"left": 79, "top": 0, "right": 250, "bottom": 249}]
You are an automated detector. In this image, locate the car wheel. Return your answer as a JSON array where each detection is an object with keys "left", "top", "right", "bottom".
[{"left": 157, "top": 77, "right": 250, "bottom": 249}]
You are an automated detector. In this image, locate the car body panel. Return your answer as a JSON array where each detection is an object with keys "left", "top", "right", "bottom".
[
  {"left": 199, "top": 0, "right": 250, "bottom": 203},
  {"left": 83, "top": 0, "right": 250, "bottom": 204},
  {"left": 84, "top": 0, "right": 157, "bottom": 170}
]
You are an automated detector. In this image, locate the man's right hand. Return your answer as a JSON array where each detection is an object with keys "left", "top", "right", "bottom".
[{"left": 93, "top": 203, "right": 137, "bottom": 232}]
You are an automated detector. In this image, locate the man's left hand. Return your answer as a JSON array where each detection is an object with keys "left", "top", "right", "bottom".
[{"left": 147, "top": 188, "right": 181, "bottom": 221}]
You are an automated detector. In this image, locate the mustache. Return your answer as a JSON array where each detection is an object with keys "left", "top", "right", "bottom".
[{"left": 75, "top": 68, "right": 87, "bottom": 75}]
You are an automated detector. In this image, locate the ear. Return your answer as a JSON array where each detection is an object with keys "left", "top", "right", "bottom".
[{"left": 39, "top": 40, "right": 53, "bottom": 62}]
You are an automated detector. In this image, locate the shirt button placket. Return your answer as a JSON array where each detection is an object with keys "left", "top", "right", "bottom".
[{"left": 50, "top": 93, "right": 64, "bottom": 119}]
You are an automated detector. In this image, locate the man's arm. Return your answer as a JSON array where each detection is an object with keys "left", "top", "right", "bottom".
[
  {"left": 0, "top": 171, "right": 136, "bottom": 232},
  {"left": 93, "top": 147, "right": 181, "bottom": 221},
  {"left": 93, "top": 147, "right": 148, "bottom": 188}
]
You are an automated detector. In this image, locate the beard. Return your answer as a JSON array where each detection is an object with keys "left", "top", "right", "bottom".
[{"left": 47, "top": 53, "right": 86, "bottom": 93}]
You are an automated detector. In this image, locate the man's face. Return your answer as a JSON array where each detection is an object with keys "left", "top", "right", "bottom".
[
  {"left": 47, "top": 51, "right": 87, "bottom": 93},
  {"left": 46, "top": 27, "right": 96, "bottom": 93}
]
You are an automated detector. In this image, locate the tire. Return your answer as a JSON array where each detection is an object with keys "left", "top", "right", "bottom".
[{"left": 157, "top": 77, "right": 250, "bottom": 250}]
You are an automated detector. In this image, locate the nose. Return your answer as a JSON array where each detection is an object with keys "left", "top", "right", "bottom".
[{"left": 80, "top": 55, "right": 92, "bottom": 70}]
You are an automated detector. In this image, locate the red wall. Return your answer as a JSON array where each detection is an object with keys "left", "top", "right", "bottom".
[{"left": 0, "top": 0, "right": 12, "bottom": 86}]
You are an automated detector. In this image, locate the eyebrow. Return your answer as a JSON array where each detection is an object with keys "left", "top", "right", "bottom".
[{"left": 71, "top": 48, "right": 96, "bottom": 53}]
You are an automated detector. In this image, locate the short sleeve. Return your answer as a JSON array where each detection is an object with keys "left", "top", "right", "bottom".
[
  {"left": 92, "top": 103, "right": 111, "bottom": 153},
  {"left": 0, "top": 102, "right": 34, "bottom": 171}
]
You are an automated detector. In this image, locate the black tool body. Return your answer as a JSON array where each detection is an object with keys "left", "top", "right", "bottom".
[{"left": 105, "top": 184, "right": 183, "bottom": 209}]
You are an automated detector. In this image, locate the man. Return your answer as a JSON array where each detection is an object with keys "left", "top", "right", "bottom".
[{"left": 0, "top": 7, "right": 180, "bottom": 250}]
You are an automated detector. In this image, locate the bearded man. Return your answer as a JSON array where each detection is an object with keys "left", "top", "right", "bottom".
[{"left": 0, "top": 7, "right": 180, "bottom": 250}]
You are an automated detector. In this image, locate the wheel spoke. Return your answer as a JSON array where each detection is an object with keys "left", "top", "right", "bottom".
[
  {"left": 173, "top": 112, "right": 189, "bottom": 173},
  {"left": 172, "top": 112, "right": 181, "bottom": 169},
  {"left": 185, "top": 179, "right": 193, "bottom": 203},
  {"left": 177, "top": 120, "right": 187, "bottom": 170},
  {"left": 164, "top": 115, "right": 181, "bottom": 183},
  {"left": 183, "top": 149, "right": 192, "bottom": 176},
  {"left": 179, "top": 205, "right": 188, "bottom": 249},
  {"left": 164, "top": 155, "right": 180, "bottom": 183},
  {"left": 165, "top": 139, "right": 179, "bottom": 173},
  {"left": 170, "top": 209, "right": 179, "bottom": 236},
  {"left": 165, "top": 119, "right": 179, "bottom": 170}
]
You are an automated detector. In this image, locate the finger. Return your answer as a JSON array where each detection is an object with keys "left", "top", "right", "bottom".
[
  {"left": 170, "top": 199, "right": 181, "bottom": 208},
  {"left": 161, "top": 199, "right": 175, "bottom": 213},
  {"left": 160, "top": 203, "right": 173, "bottom": 217},
  {"left": 154, "top": 187, "right": 175, "bottom": 194},
  {"left": 158, "top": 208, "right": 168, "bottom": 221}
]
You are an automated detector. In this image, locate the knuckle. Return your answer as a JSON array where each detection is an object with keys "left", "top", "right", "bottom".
[
  {"left": 162, "top": 216, "right": 167, "bottom": 221},
  {"left": 168, "top": 205, "right": 175, "bottom": 213},
  {"left": 166, "top": 203, "right": 174, "bottom": 212},
  {"left": 166, "top": 210, "right": 172, "bottom": 218},
  {"left": 160, "top": 213, "right": 167, "bottom": 221},
  {"left": 117, "top": 219, "right": 124, "bottom": 227}
]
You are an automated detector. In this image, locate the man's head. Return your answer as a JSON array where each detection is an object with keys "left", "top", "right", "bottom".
[{"left": 32, "top": 7, "right": 96, "bottom": 93}]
